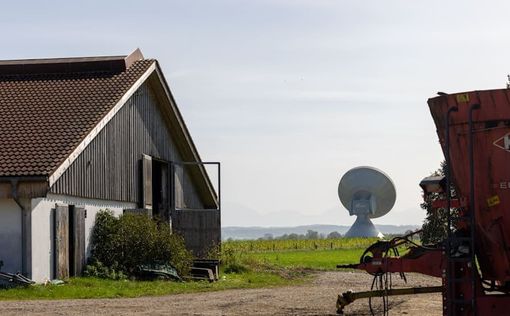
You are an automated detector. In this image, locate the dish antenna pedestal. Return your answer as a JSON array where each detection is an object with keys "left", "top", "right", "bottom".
[
  {"left": 344, "top": 214, "right": 382, "bottom": 238},
  {"left": 338, "top": 166, "right": 396, "bottom": 238}
]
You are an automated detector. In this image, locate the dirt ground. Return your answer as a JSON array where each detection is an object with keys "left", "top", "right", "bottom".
[{"left": 0, "top": 271, "right": 442, "bottom": 316}]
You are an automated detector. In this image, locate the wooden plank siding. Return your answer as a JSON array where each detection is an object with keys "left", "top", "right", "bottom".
[
  {"left": 172, "top": 209, "right": 221, "bottom": 257},
  {"left": 71, "top": 207, "right": 86, "bottom": 277},
  {"left": 54, "top": 205, "right": 69, "bottom": 279},
  {"left": 50, "top": 83, "right": 205, "bottom": 210}
]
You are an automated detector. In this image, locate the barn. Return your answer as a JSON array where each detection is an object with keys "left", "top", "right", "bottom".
[{"left": 0, "top": 49, "right": 220, "bottom": 282}]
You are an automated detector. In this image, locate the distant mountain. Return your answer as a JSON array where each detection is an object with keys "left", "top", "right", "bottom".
[{"left": 222, "top": 224, "right": 420, "bottom": 240}]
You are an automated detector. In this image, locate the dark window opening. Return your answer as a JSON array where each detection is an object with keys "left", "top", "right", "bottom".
[
  {"left": 140, "top": 155, "right": 172, "bottom": 225},
  {"left": 152, "top": 159, "right": 170, "bottom": 222}
]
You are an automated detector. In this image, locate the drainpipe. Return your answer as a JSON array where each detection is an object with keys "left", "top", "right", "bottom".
[
  {"left": 0, "top": 176, "right": 47, "bottom": 278},
  {"left": 11, "top": 180, "right": 32, "bottom": 278}
]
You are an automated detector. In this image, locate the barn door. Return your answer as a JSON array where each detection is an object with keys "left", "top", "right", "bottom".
[
  {"left": 71, "top": 207, "right": 86, "bottom": 276},
  {"left": 54, "top": 205, "right": 69, "bottom": 279},
  {"left": 54, "top": 205, "right": 86, "bottom": 279}
]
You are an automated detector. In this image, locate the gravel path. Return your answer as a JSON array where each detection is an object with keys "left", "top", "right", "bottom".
[{"left": 0, "top": 271, "right": 442, "bottom": 315}]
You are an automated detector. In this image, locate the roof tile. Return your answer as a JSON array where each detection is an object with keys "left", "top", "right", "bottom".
[{"left": 0, "top": 58, "right": 155, "bottom": 177}]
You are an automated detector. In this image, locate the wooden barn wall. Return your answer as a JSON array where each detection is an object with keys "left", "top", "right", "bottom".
[
  {"left": 172, "top": 209, "right": 221, "bottom": 257},
  {"left": 50, "top": 83, "right": 204, "bottom": 209}
]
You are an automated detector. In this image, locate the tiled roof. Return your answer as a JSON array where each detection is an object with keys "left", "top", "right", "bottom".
[{"left": 0, "top": 56, "right": 155, "bottom": 177}]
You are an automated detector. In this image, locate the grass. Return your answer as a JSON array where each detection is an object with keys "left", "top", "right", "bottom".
[
  {"left": 0, "top": 271, "right": 302, "bottom": 301},
  {"left": 0, "top": 237, "right": 380, "bottom": 300},
  {"left": 246, "top": 248, "right": 363, "bottom": 270},
  {"left": 224, "top": 237, "right": 414, "bottom": 271},
  {"left": 221, "top": 238, "right": 374, "bottom": 271}
]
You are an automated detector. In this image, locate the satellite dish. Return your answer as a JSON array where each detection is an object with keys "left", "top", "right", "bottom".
[{"left": 338, "top": 166, "right": 396, "bottom": 238}]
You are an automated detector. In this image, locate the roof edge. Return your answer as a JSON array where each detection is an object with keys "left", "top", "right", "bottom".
[
  {"left": 0, "top": 48, "right": 145, "bottom": 75},
  {"left": 152, "top": 63, "right": 219, "bottom": 208}
]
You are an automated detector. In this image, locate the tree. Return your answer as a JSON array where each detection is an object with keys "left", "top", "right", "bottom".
[
  {"left": 305, "top": 230, "right": 319, "bottom": 240},
  {"left": 327, "top": 231, "right": 342, "bottom": 239},
  {"left": 287, "top": 233, "right": 299, "bottom": 240},
  {"left": 263, "top": 233, "right": 273, "bottom": 240},
  {"left": 421, "top": 161, "right": 458, "bottom": 245}
]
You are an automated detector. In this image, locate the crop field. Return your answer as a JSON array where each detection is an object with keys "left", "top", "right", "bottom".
[
  {"left": 222, "top": 237, "right": 380, "bottom": 271},
  {"left": 247, "top": 248, "right": 364, "bottom": 270},
  {"left": 222, "top": 237, "right": 378, "bottom": 253}
]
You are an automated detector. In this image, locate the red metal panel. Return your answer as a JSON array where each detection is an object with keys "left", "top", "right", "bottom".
[
  {"left": 428, "top": 89, "right": 510, "bottom": 282},
  {"left": 355, "top": 250, "right": 445, "bottom": 278},
  {"left": 477, "top": 296, "right": 510, "bottom": 314}
]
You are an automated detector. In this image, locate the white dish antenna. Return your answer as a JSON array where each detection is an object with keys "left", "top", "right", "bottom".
[{"left": 338, "top": 166, "right": 396, "bottom": 238}]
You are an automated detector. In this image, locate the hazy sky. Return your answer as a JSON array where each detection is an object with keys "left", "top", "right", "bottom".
[{"left": 2, "top": 1, "right": 510, "bottom": 227}]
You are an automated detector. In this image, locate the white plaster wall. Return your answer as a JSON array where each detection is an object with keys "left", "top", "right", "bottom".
[
  {"left": 30, "top": 194, "right": 136, "bottom": 282},
  {"left": 0, "top": 199, "right": 22, "bottom": 274}
]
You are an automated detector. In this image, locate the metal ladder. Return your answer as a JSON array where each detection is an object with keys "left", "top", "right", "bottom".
[
  {"left": 445, "top": 104, "right": 479, "bottom": 315},
  {"left": 445, "top": 228, "right": 476, "bottom": 314}
]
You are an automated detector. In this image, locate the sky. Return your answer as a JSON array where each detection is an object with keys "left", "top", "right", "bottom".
[{"left": 2, "top": 1, "right": 510, "bottom": 227}]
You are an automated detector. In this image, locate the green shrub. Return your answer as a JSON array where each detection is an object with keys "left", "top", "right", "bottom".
[
  {"left": 83, "top": 258, "right": 127, "bottom": 280},
  {"left": 87, "top": 210, "right": 193, "bottom": 278},
  {"left": 205, "top": 243, "right": 221, "bottom": 260},
  {"left": 89, "top": 210, "right": 121, "bottom": 268},
  {"left": 224, "top": 263, "right": 248, "bottom": 274},
  {"left": 221, "top": 247, "right": 250, "bottom": 273}
]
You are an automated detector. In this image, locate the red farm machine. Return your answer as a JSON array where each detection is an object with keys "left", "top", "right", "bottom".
[{"left": 336, "top": 89, "right": 510, "bottom": 315}]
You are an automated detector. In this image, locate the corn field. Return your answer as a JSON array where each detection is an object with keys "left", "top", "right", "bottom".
[{"left": 222, "top": 237, "right": 378, "bottom": 253}]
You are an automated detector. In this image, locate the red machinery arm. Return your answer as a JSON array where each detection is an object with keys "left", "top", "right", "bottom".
[
  {"left": 337, "top": 231, "right": 445, "bottom": 277},
  {"left": 335, "top": 232, "right": 445, "bottom": 314},
  {"left": 338, "top": 246, "right": 444, "bottom": 277}
]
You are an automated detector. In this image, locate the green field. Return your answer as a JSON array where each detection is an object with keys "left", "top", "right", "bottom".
[
  {"left": 246, "top": 248, "right": 363, "bottom": 270},
  {"left": 222, "top": 237, "right": 375, "bottom": 270}
]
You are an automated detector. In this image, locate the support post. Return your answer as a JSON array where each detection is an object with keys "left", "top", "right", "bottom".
[
  {"left": 445, "top": 106, "right": 458, "bottom": 316},
  {"left": 468, "top": 103, "right": 480, "bottom": 315}
]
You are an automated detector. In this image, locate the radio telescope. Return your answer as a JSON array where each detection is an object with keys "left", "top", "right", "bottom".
[{"left": 338, "top": 166, "right": 396, "bottom": 238}]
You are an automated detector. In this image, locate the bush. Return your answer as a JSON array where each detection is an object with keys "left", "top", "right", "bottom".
[
  {"left": 83, "top": 258, "right": 127, "bottom": 280},
  {"left": 87, "top": 210, "right": 193, "bottom": 278},
  {"left": 224, "top": 263, "right": 249, "bottom": 274},
  {"left": 89, "top": 210, "right": 121, "bottom": 268},
  {"left": 221, "top": 247, "right": 250, "bottom": 274}
]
